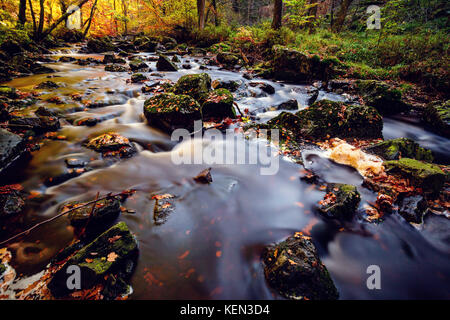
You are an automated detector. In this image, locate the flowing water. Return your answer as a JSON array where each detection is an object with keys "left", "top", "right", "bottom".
[{"left": 1, "top": 47, "right": 449, "bottom": 299}]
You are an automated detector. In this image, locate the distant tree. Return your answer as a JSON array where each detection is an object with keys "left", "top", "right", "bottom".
[
  {"left": 18, "top": 0, "right": 27, "bottom": 25},
  {"left": 332, "top": 0, "right": 353, "bottom": 32},
  {"left": 272, "top": 0, "right": 282, "bottom": 29},
  {"left": 197, "top": 0, "right": 206, "bottom": 29}
]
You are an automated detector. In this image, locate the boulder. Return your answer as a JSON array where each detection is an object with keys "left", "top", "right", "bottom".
[
  {"left": 295, "top": 100, "right": 383, "bottom": 139},
  {"left": 384, "top": 158, "right": 445, "bottom": 194},
  {"left": 272, "top": 46, "right": 330, "bottom": 82},
  {"left": 0, "top": 184, "right": 26, "bottom": 218},
  {"left": 143, "top": 93, "right": 202, "bottom": 133},
  {"left": 102, "top": 53, "right": 126, "bottom": 65},
  {"left": 398, "top": 195, "right": 427, "bottom": 224},
  {"left": 130, "top": 73, "right": 148, "bottom": 83},
  {"left": 249, "top": 82, "right": 275, "bottom": 95},
  {"left": 354, "top": 80, "right": 407, "bottom": 115},
  {"left": 0, "top": 128, "right": 27, "bottom": 173},
  {"left": 138, "top": 41, "right": 158, "bottom": 52},
  {"left": 422, "top": 100, "right": 449, "bottom": 138},
  {"left": 86, "top": 37, "right": 114, "bottom": 53},
  {"left": 35, "top": 81, "right": 59, "bottom": 90},
  {"left": 129, "top": 59, "right": 148, "bottom": 71},
  {"left": 156, "top": 55, "right": 178, "bottom": 71},
  {"left": 172, "top": 73, "right": 211, "bottom": 103},
  {"left": 0, "top": 86, "right": 18, "bottom": 99},
  {"left": 216, "top": 52, "right": 240, "bottom": 68},
  {"left": 318, "top": 184, "right": 361, "bottom": 220},
  {"left": 105, "top": 64, "right": 127, "bottom": 72},
  {"left": 212, "top": 79, "right": 240, "bottom": 92},
  {"left": 65, "top": 197, "right": 121, "bottom": 230},
  {"left": 8, "top": 115, "right": 60, "bottom": 133},
  {"left": 85, "top": 132, "right": 137, "bottom": 158},
  {"left": 364, "top": 138, "right": 433, "bottom": 162},
  {"left": 47, "top": 222, "right": 138, "bottom": 298},
  {"left": 202, "top": 89, "right": 236, "bottom": 120},
  {"left": 272, "top": 99, "right": 298, "bottom": 111},
  {"left": 262, "top": 233, "right": 339, "bottom": 300}
]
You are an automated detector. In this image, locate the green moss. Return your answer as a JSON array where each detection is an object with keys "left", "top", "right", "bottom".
[
  {"left": 319, "top": 183, "right": 361, "bottom": 220},
  {"left": 295, "top": 99, "right": 383, "bottom": 139},
  {"left": 202, "top": 89, "right": 236, "bottom": 120},
  {"left": 0, "top": 263, "right": 6, "bottom": 277},
  {"left": 0, "top": 86, "right": 18, "bottom": 99},
  {"left": 172, "top": 73, "right": 211, "bottom": 103},
  {"left": 423, "top": 100, "right": 450, "bottom": 138},
  {"left": 364, "top": 138, "right": 434, "bottom": 162},
  {"left": 354, "top": 80, "right": 407, "bottom": 115},
  {"left": 384, "top": 158, "right": 445, "bottom": 194}
]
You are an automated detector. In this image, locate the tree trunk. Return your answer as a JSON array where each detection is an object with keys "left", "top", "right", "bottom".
[
  {"left": 332, "top": 0, "right": 353, "bottom": 33},
  {"left": 28, "top": 0, "right": 37, "bottom": 33},
  {"left": 212, "top": 0, "right": 219, "bottom": 26},
  {"left": 272, "top": 0, "right": 282, "bottom": 30},
  {"left": 197, "top": 0, "right": 206, "bottom": 30},
  {"left": 37, "top": 0, "right": 45, "bottom": 36},
  {"left": 83, "top": 0, "right": 98, "bottom": 37},
  {"left": 18, "top": 0, "right": 27, "bottom": 25}
]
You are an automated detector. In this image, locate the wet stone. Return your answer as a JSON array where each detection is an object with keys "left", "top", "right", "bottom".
[
  {"left": 398, "top": 195, "right": 427, "bottom": 224},
  {"left": 85, "top": 133, "right": 137, "bottom": 158},
  {"left": 318, "top": 183, "right": 361, "bottom": 220},
  {"left": 0, "top": 128, "right": 28, "bottom": 173},
  {"left": 262, "top": 233, "right": 339, "bottom": 300},
  {"left": 202, "top": 89, "right": 236, "bottom": 120},
  {"left": 156, "top": 55, "right": 178, "bottom": 71},
  {"left": 364, "top": 138, "right": 434, "bottom": 162},
  {"left": 64, "top": 197, "right": 121, "bottom": 229},
  {"left": 0, "top": 184, "right": 26, "bottom": 218}
]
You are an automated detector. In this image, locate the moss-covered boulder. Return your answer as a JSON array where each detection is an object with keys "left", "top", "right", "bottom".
[
  {"left": 295, "top": 100, "right": 383, "bottom": 139},
  {"left": 64, "top": 197, "right": 121, "bottom": 230},
  {"left": 216, "top": 52, "right": 240, "bottom": 68},
  {"left": 354, "top": 80, "right": 407, "bottom": 115},
  {"left": 131, "top": 73, "right": 148, "bottom": 83},
  {"left": 47, "top": 222, "right": 138, "bottom": 298},
  {"left": 102, "top": 53, "right": 126, "bottom": 65},
  {"left": 156, "top": 55, "right": 178, "bottom": 71},
  {"left": 86, "top": 37, "right": 114, "bottom": 53},
  {"left": 143, "top": 93, "right": 202, "bottom": 133},
  {"left": 272, "top": 45, "right": 330, "bottom": 82},
  {"left": 35, "top": 81, "right": 59, "bottom": 90},
  {"left": 105, "top": 64, "right": 127, "bottom": 72},
  {"left": 129, "top": 58, "right": 148, "bottom": 71},
  {"left": 172, "top": 73, "right": 211, "bottom": 103},
  {"left": 422, "top": 100, "right": 449, "bottom": 138},
  {"left": 318, "top": 184, "right": 361, "bottom": 220},
  {"left": 202, "top": 89, "right": 236, "bottom": 120},
  {"left": 267, "top": 112, "right": 303, "bottom": 141},
  {"left": 384, "top": 158, "right": 445, "bottom": 194},
  {"left": 262, "top": 233, "right": 339, "bottom": 300},
  {"left": 9, "top": 115, "right": 60, "bottom": 133},
  {"left": 364, "top": 138, "right": 433, "bottom": 162}
]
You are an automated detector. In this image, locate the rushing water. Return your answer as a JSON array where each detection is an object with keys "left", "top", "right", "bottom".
[{"left": 1, "top": 47, "right": 449, "bottom": 299}]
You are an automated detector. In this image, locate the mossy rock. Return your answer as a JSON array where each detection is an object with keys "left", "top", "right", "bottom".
[
  {"left": 131, "top": 73, "right": 148, "bottom": 83},
  {"left": 172, "top": 73, "right": 211, "bottom": 103},
  {"left": 0, "top": 86, "right": 18, "bottom": 99},
  {"left": 318, "top": 184, "right": 361, "bottom": 220},
  {"left": 105, "top": 64, "right": 127, "bottom": 72},
  {"left": 86, "top": 132, "right": 132, "bottom": 152},
  {"left": 48, "top": 222, "right": 138, "bottom": 298},
  {"left": 202, "top": 89, "right": 236, "bottom": 120},
  {"left": 211, "top": 79, "right": 240, "bottom": 92},
  {"left": 252, "top": 62, "right": 274, "bottom": 79},
  {"left": 156, "top": 55, "right": 178, "bottom": 71},
  {"left": 209, "top": 42, "right": 232, "bottom": 53},
  {"left": 364, "top": 138, "right": 433, "bottom": 162},
  {"left": 354, "top": 80, "right": 407, "bottom": 115},
  {"left": 138, "top": 41, "right": 158, "bottom": 52},
  {"left": 35, "top": 81, "right": 59, "bottom": 90},
  {"left": 295, "top": 99, "right": 383, "bottom": 139},
  {"left": 0, "top": 264, "right": 6, "bottom": 277},
  {"left": 216, "top": 52, "right": 240, "bottom": 68},
  {"left": 272, "top": 45, "right": 330, "bottom": 82},
  {"left": 143, "top": 93, "right": 202, "bottom": 133},
  {"left": 262, "top": 234, "right": 339, "bottom": 300},
  {"left": 129, "top": 59, "right": 148, "bottom": 71},
  {"left": 267, "top": 112, "right": 303, "bottom": 142},
  {"left": 422, "top": 100, "right": 450, "bottom": 138},
  {"left": 64, "top": 197, "right": 121, "bottom": 230},
  {"left": 86, "top": 37, "right": 114, "bottom": 53},
  {"left": 384, "top": 158, "right": 445, "bottom": 194}
]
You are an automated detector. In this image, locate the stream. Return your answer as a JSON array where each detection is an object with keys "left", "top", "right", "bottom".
[{"left": 1, "top": 46, "right": 449, "bottom": 299}]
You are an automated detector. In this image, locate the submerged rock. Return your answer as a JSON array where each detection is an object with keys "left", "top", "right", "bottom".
[
  {"left": 35, "top": 80, "right": 59, "bottom": 89},
  {"left": 262, "top": 233, "right": 339, "bottom": 300},
  {"left": 102, "top": 53, "right": 126, "bottom": 65},
  {"left": 156, "top": 55, "right": 178, "bottom": 71},
  {"left": 249, "top": 82, "right": 275, "bottom": 95},
  {"left": 143, "top": 93, "right": 202, "bottom": 133},
  {"left": 131, "top": 73, "right": 148, "bottom": 83},
  {"left": 422, "top": 100, "right": 449, "bottom": 138},
  {"left": 0, "top": 128, "right": 28, "bottom": 173},
  {"left": 202, "top": 89, "right": 236, "bottom": 120},
  {"left": 193, "top": 168, "right": 213, "bottom": 184},
  {"left": 354, "top": 80, "right": 407, "bottom": 115},
  {"left": 48, "top": 222, "right": 138, "bottom": 298},
  {"left": 86, "top": 37, "right": 114, "bottom": 53},
  {"left": 384, "top": 158, "right": 445, "bottom": 194},
  {"left": 129, "top": 58, "right": 148, "bottom": 71},
  {"left": 0, "top": 86, "right": 19, "bottom": 99},
  {"left": 364, "top": 138, "right": 433, "bottom": 162},
  {"left": 318, "top": 183, "right": 361, "bottom": 220},
  {"left": 216, "top": 52, "right": 240, "bottom": 68},
  {"left": 172, "top": 73, "right": 211, "bottom": 103},
  {"left": 9, "top": 115, "right": 60, "bottom": 133},
  {"left": 271, "top": 99, "right": 298, "bottom": 111}
]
